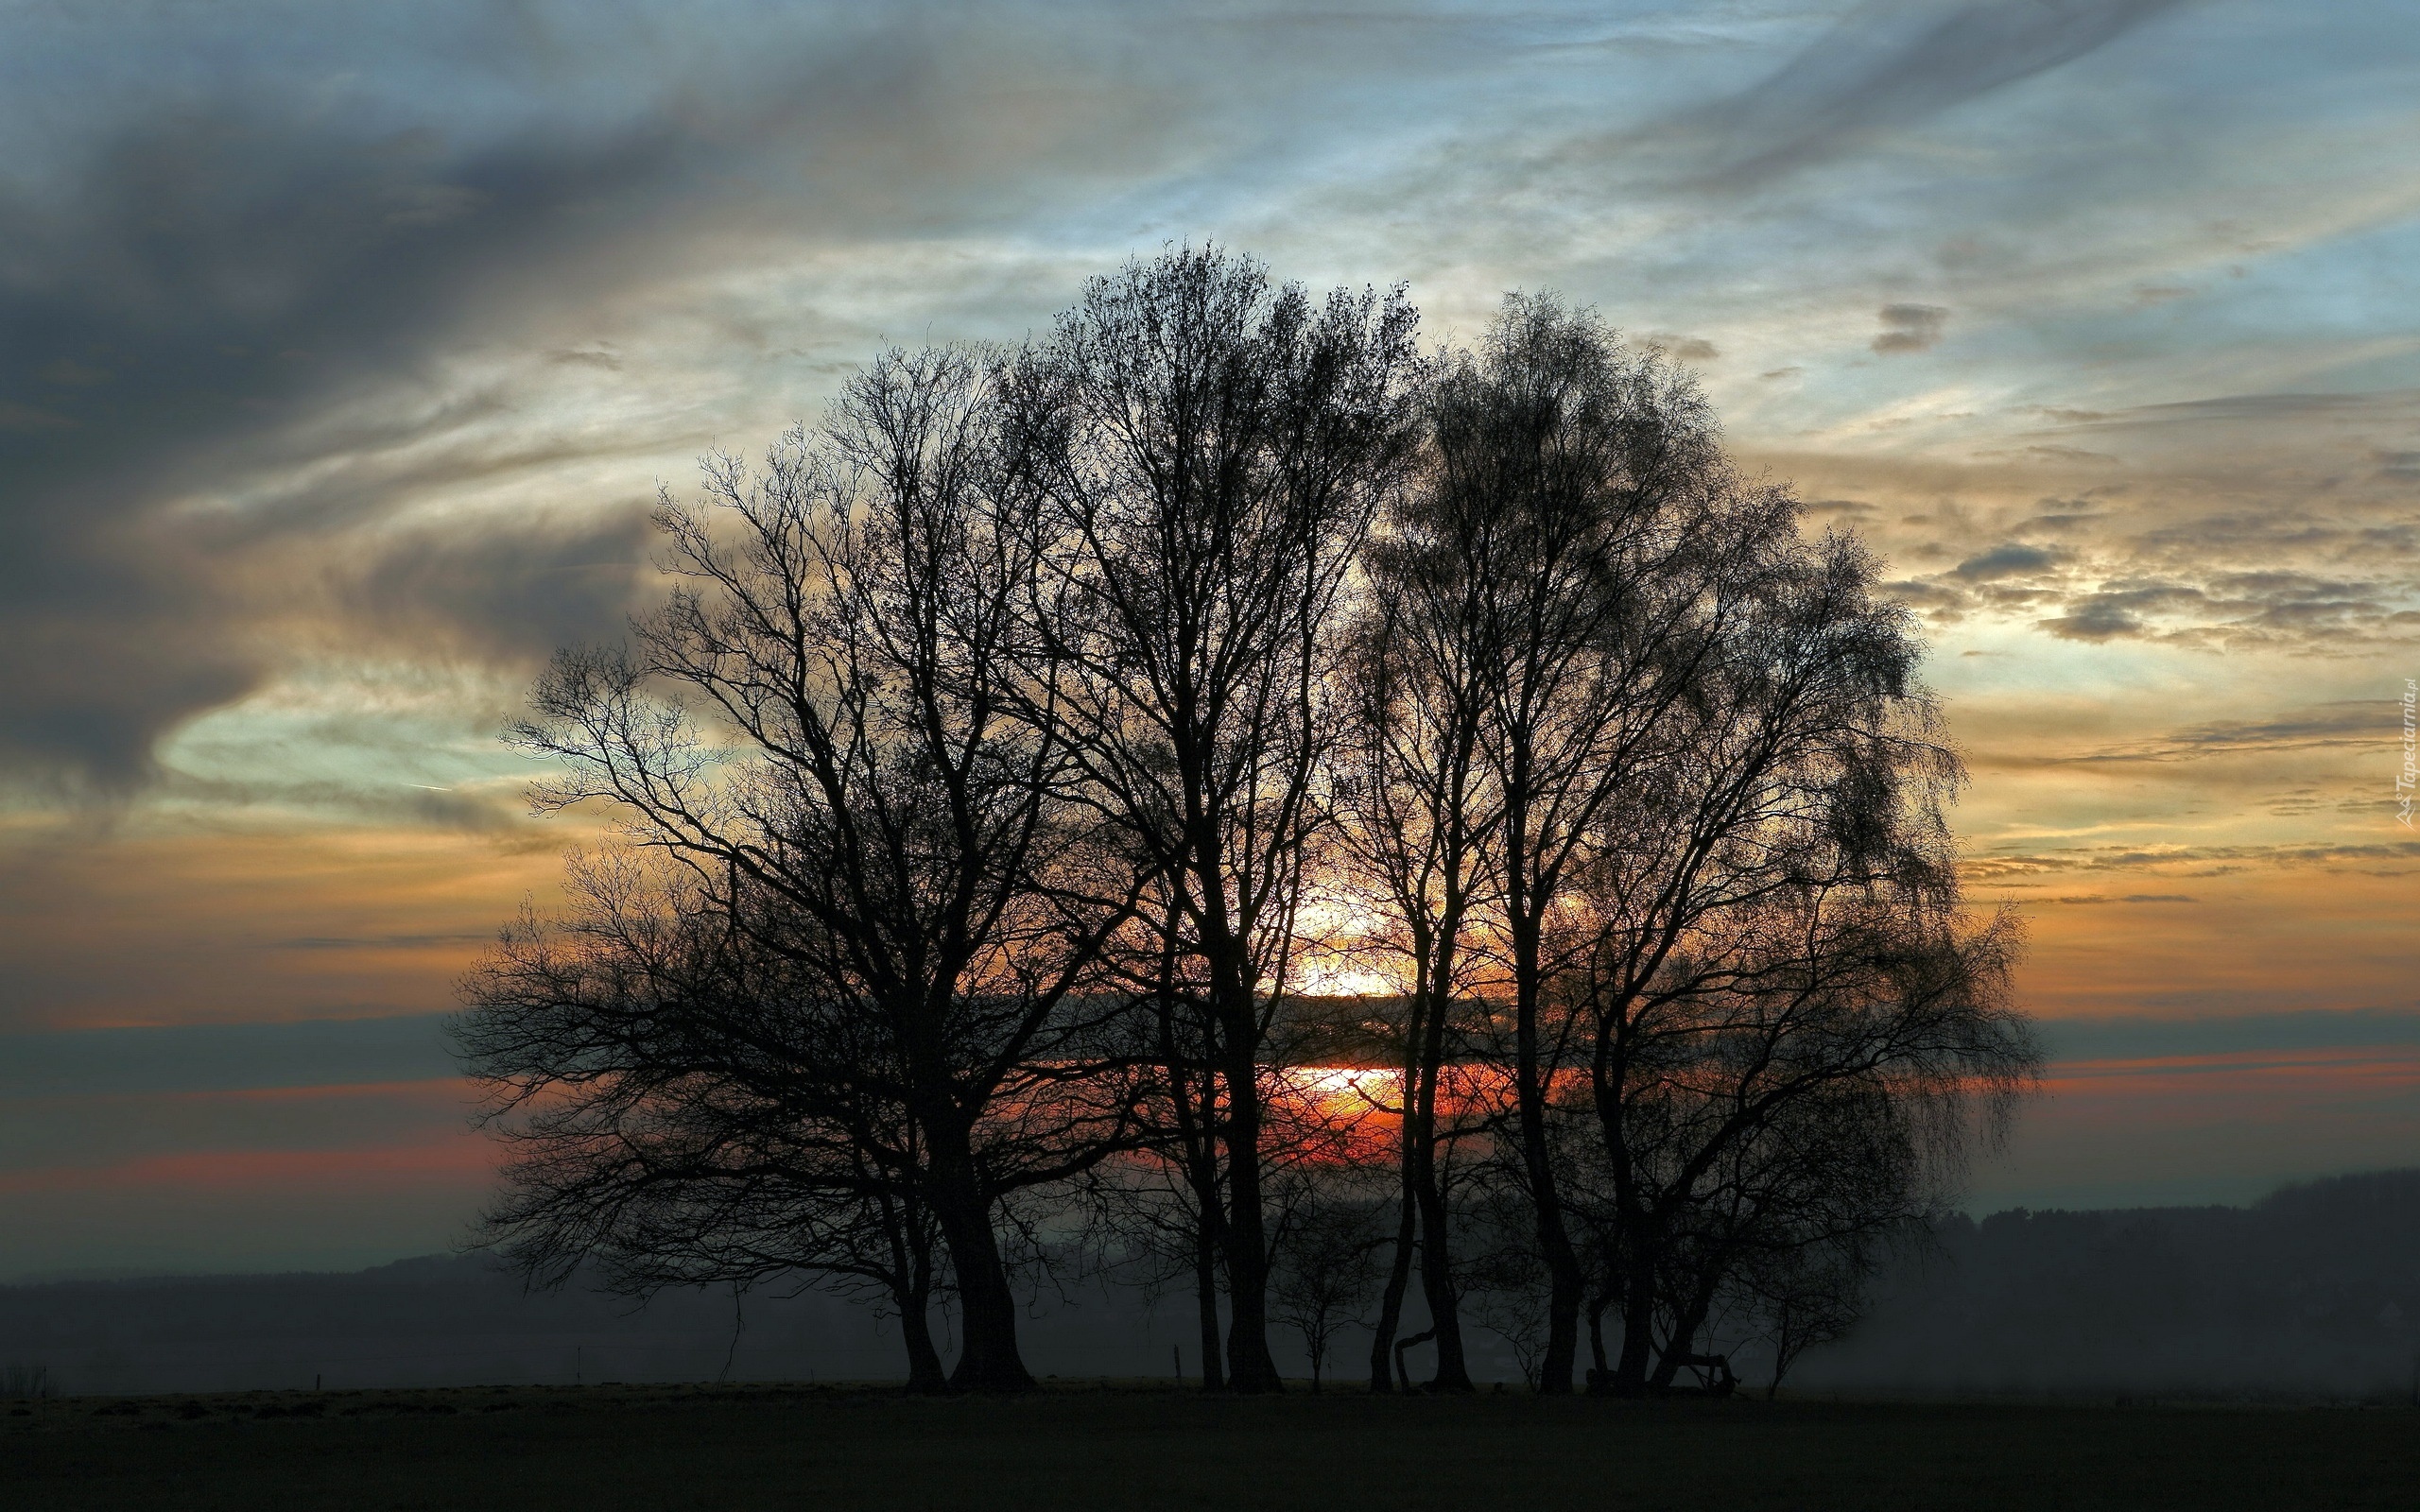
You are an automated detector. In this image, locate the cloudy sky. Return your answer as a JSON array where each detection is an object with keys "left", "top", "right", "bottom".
[{"left": 3, "top": 0, "right": 2415, "bottom": 1277}]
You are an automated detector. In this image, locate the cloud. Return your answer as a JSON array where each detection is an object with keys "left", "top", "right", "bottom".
[
  {"left": 1824, "top": 382, "right": 2420, "bottom": 653},
  {"left": 338, "top": 513, "right": 658, "bottom": 664},
  {"left": 1655, "top": 0, "right": 2201, "bottom": 186},
  {"left": 0, "top": 97, "right": 731, "bottom": 791},
  {"left": 2053, "top": 703, "right": 2404, "bottom": 762},
  {"left": 2087, "top": 391, "right": 2392, "bottom": 428},
  {"left": 2038, "top": 1007, "right": 2420, "bottom": 1063},
  {"left": 2376, "top": 450, "right": 2420, "bottom": 483},
  {"left": 0, "top": 4, "right": 1215, "bottom": 800},
  {"left": 1964, "top": 839, "right": 2420, "bottom": 882},
  {"left": 1953, "top": 541, "right": 2061, "bottom": 580},
  {"left": 1648, "top": 333, "right": 1720, "bottom": 361},
  {"left": 2040, "top": 595, "right": 2153, "bottom": 640},
  {"left": 0, "top": 1013, "right": 458, "bottom": 1099},
  {"left": 1873, "top": 301, "right": 1950, "bottom": 353}
]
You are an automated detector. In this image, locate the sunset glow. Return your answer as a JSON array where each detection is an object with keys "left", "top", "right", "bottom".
[{"left": 4, "top": 2, "right": 2416, "bottom": 1283}]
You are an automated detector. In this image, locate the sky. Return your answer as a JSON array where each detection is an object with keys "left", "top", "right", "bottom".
[{"left": 1, "top": 0, "right": 2415, "bottom": 1279}]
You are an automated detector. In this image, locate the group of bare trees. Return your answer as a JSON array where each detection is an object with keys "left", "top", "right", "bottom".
[{"left": 453, "top": 246, "right": 2039, "bottom": 1398}]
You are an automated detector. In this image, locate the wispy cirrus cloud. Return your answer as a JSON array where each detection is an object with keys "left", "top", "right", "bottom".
[{"left": 1634, "top": 0, "right": 2204, "bottom": 188}]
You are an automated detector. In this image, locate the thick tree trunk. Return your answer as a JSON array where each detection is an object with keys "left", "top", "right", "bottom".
[
  {"left": 1217, "top": 992, "right": 1284, "bottom": 1393},
  {"left": 1609, "top": 1250, "right": 1658, "bottom": 1395},
  {"left": 925, "top": 1138, "right": 1034, "bottom": 1393},
  {"left": 1648, "top": 1275, "right": 1724, "bottom": 1394},
  {"left": 898, "top": 1287, "right": 949, "bottom": 1395},
  {"left": 1412, "top": 1158, "right": 1473, "bottom": 1390},
  {"left": 937, "top": 1211, "right": 1031, "bottom": 1392}
]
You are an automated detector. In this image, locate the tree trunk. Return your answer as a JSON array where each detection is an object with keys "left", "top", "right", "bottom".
[
  {"left": 1369, "top": 975, "right": 1431, "bottom": 1394},
  {"left": 1509, "top": 902, "right": 1582, "bottom": 1394},
  {"left": 1369, "top": 1176, "right": 1415, "bottom": 1392},
  {"left": 1412, "top": 1160, "right": 1473, "bottom": 1390},
  {"left": 1648, "top": 1274, "right": 1723, "bottom": 1394},
  {"left": 1409, "top": 981, "right": 1472, "bottom": 1392},
  {"left": 1163, "top": 976, "right": 1228, "bottom": 1394},
  {"left": 925, "top": 1136, "right": 1034, "bottom": 1393},
  {"left": 897, "top": 1287, "right": 949, "bottom": 1395},
  {"left": 1609, "top": 1249, "right": 1658, "bottom": 1395},
  {"left": 1218, "top": 989, "right": 1284, "bottom": 1393},
  {"left": 1193, "top": 1206, "right": 1226, "bottom": 1392},
  {"left": 1584, "top": 1283, "right": 1616, "bottom": 1391}
]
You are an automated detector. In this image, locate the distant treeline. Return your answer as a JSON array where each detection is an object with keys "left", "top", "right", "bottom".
[
  {"left": 453, "top": 244, "right": 2037, "bottom": 1398},
  {"left": 6, "top": 1171, "right": 2414, "bottom": 1400},
  {"left": 1796, "top": 1169, "right": 2420, "bottom": 1401}
]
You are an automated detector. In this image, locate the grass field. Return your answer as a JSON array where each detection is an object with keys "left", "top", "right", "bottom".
[{"left": 5, "top": 1383, "right": 2415, "bottom": 1510}]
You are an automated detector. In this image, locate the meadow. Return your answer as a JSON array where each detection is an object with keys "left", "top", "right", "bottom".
[{"left": 5, "top": 1383, "right": 2414, "bottom": 1511}]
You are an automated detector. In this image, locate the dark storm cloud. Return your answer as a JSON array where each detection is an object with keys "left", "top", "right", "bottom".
[
  {"left": 1656, "top": 0, "right": 2200, "bottom": 186},
  {"left": 0, "top": 5, "right": 1167, "bottom": 799},
  {"left": 342, "top": 513, "right": 661, "bottom": 663},
  {"left": 0, "top": 98, "right": 743, "bottom": 791}
]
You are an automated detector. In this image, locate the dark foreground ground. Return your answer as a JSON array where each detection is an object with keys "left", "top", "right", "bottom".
[{"left": 4, "top": 1383, "right": 2414, "bottom": 1511}]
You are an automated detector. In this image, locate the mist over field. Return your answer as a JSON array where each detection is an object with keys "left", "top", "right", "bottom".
[{"left": 9, "top": 1170, "right": 2415, "bottom": 1402}]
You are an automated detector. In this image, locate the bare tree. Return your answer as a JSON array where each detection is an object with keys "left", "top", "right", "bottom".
[
  {"left": 1624, "top": 1072, "right": 1931, "bottom": 1394},
  {"left": 456, "top": 857, "right": 959, "bottom": 1389},
  {"left": 1373, "top": 296, "right": 2038, "bottom": 1398},
  {"left": 1728, "top": 1228, "right": 1887, "bottom": 1399},
  {"left": 1392, "top": 294, "right": 1741, "bottom": 1392},
  {"left": 461, "top": 348, "right": 1147, "bottom": 1392},
  {"left": 1002, "top": 246, "right": 1422, "bottom": 1390},
  {"left": 1270, "top": 1188, "right": 1388, "bottom": 1393},
  {"left": 1333, "top": 492, "right": 1504, "bottom": 1392},
  {"left": 1559, "top": 520, "right": 2040, "bottom": 1394},
  {"left": 457, "top": 255, "right": 2042, "bottom": 1406},
  {"left": 1074, "top": 924, "right": 1235, "bottom": 1392}
]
